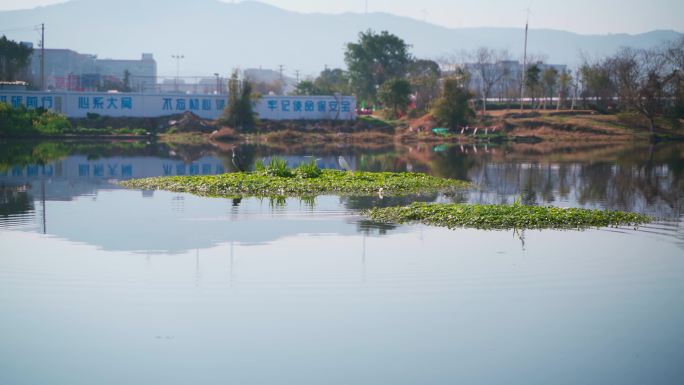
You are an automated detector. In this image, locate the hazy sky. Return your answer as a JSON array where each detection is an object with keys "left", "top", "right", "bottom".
[{"left": 1, "top": 0, "right": 683, "bottom": 34}]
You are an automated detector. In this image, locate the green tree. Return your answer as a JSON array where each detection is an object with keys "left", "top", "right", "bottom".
[
  {"left": 431, "top": 77, "right": 475, "bottom": 129},
  {"left": 314, "top": 68, "right": 350, "bottom": 94},
  {"left": 344, "top": 30, "right": 411, "bottom": 104},
  {"left": 525, "top": 64, "right": 542, "bottom": 106},
  {"left": 122, "top": 70, "right": 132, "bottom": 92},
  {"left": 294, "top": 80, "right": 318, "bottom": 96},
  {"left": 541, "top": 67, "right": 558, "bottom": 109},
  {"left": 0, "top": 35, "right": 32, "bottom": 81},
  {"left": 378, "top": 78, "right": 411, "bottom": 117},
  {"left": 221, "top": 70, "right": 257, "bottom": 131},
  {"left": 294, "top": 68, "right": 351, "bottom": 96},
  {"left": 580, "top": 60, "right": 614, "bottom": 110},
  {"left": 407, "top": 59, "right": 441, "bottom": 112}
]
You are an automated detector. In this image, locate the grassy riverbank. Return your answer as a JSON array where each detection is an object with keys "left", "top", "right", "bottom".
[
  {"left": 399, "top": 110, "right": 684, "bottom": 143},
  {"left": 200, "top": 110, "right": 684, "bottom": 145},
  {"left": 5, "top": 100, "right": 682, "bottom": 144},
  {"left": 364, "top": 202, "right": 652, "bottom": 230}
]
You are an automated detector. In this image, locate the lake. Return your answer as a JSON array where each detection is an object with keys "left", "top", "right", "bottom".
[{"left": 1, "top": 139, "right": 683, "bottom": 385}]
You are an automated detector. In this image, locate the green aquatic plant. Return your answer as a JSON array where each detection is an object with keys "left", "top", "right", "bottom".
[
  {"left": 266, "top": 157, "right": 293, "bottom": 177},
  {"left": 364, "top": 202, "right": 652, "bottom": 230},
  {"left": 296, "top": 159, "right": 322, "bottom": 179},
  {"left": 120, "top": 170, "right": 470, "bottom": 198}
]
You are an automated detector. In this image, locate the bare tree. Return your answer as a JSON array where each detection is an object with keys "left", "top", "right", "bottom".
[
  {"left": 435, "top": 50, "right": 468, "bottom": 74},
  {"left": 557, "top": 70, "right": 573, "bottom": 110},
  {"left": 571, "top": 68, "right": 580, "bottom": 111},
  {"left": 664, "top": 37, "right": 684, "bottom": 116},
  {"left": 472, "top": 47, "right": 509, "bottom": 113},
  {"left": 610, "top": 48, "right": 667, "bottom": 133}
]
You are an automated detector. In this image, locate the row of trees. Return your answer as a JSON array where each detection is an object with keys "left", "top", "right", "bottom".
[
  {"left": 294, "top": 30, "right": 451, "bottom": 121},
  {"left": 580, "top": 39, "right": 684, "bottom": 131},
  {"left": 293, "top": 30, "right": 684, "bottom": 134},
  {"left": 292, "top": 30, "right": 476, "bottom": 129}
]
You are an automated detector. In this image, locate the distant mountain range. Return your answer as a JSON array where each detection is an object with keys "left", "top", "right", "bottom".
[{"left": 1, "top": 0, "right": 681, "bottom": 77}]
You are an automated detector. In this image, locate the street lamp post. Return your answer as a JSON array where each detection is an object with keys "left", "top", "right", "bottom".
[{"left": 172, "top": 54, "right": 184, "bottom": 92}]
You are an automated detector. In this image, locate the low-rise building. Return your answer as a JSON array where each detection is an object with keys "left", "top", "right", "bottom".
[{"left": 30, "top": 49, "right": 156, "bottom": 92}]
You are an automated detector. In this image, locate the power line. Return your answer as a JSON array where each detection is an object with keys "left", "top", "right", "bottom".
[{"left": 0, "top": 25, "right": 39, "bottom": 34}]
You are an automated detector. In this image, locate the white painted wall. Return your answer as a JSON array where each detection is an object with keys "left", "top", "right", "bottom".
[
  {"left": 255, "top": 95, "right": 356, "bottom": 120},
  {"left": 0, "top": 92, "right": 357, "bottom": 121}
]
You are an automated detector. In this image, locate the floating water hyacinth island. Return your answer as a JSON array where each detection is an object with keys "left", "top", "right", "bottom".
[
  {"left": 364, "top": 202, "right": 652, "bottom": 231},
  {"left": 119, "top": 159, "right": 470, "bottom": 198}
]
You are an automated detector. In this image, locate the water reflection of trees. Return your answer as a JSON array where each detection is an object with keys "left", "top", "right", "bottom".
[
  {"left": 0, "top": 186, "right": 33, "bottom": 217},
  {"left": 339, "top": 141, "right": 682, "bottom": 217},
  {"left": 2, "top": 140, "right": 682, "bottom": 220},
  {"left": 465, "top": 145, "right": 683, "bottom": 217},
  {"left": 356, "top": 219, "right": 398, "bottom": 235}
]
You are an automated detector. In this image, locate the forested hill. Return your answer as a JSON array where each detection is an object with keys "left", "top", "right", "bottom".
[{"left": 0, "top": 0, "right": 681, "bottom": 76}]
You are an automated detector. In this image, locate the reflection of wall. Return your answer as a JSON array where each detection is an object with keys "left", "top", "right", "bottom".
[{"left": 0, "top": 155, "right": 227, "bottom": 201}]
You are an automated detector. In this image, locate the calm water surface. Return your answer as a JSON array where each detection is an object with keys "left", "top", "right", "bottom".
[{"left": 1, "top": 140, "right": 683, "bottom": 385}]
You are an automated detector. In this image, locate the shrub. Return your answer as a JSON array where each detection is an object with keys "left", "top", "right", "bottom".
[
  {"left": 0, "top": 102, "right": 71, "bottom": 136},
  {"left": 431, "top": 78, "right": 475, "bottom": 129}
]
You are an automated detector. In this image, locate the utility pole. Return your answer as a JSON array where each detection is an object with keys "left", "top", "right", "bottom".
[
  {"left": 294, "top": 69, "right": 300, "bottom": 84},
  {"left": 278, "top": 64, "right": 284, "bottom": 81},
  {"left": 172, "top": 54, "right": 184, "bottom": 92},
  {"left": 40, "top": 23, "right": 45, "bottom": 91},
  {"left": 214, "top": 72, "right": 220, "bottom": 94},
  {"left": 520, "top": 9, "right": 530, "bottom": 111}
]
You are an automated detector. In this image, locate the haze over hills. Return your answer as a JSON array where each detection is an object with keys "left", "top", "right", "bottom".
[{"left": 0, "top": 0, "right": 681, "bottom": 78}]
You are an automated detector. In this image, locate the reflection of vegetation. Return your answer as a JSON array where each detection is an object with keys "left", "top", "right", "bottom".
[
  {"left": 356, "top": 219, "right": 398, "bottom": 235},
  {"left": 0, "top": 141, "right": 150, "bottom": 171},
  {"left": 341, "top": 194, "right": 439, "bottom": 211},
  {"left": 365, "top": 202, "right": 651, "bottom": 230},
  {"left": 2, "top": 139, "right": 682, "bottom": 219},
  {"left": 429, "top": 147, "right": 477, "bottom": 180},
  {"left": 0, "top": 141, "right": 70, "bottom": 170},
  {"left": 121, "top": 170, "right": 470, "bottom": 198},
  {"left": 0, "top": 187, "right": 33, "bottom": 217}
]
